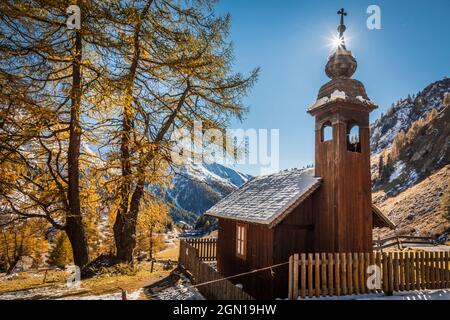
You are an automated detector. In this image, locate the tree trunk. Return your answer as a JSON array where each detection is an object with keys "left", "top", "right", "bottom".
[
  {"left": 149, "top": 225, "right": 154, "bottom": 260},
  {"left": 113, "top": 0, "right": 153, "bottom": 263},
  {"left": 114, "top": 84, "right": 189, "bottom": 262},
  {"left": 66, "top": 29, "right": 89, "bottom": 268}
]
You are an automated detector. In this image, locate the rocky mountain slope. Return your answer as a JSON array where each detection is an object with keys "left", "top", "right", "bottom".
[
  {"left": 371, "top": 78, "right": 449, "bottom": 155},
  {"left": 371, "top": 78, "right": 450, "bottom": 237}
]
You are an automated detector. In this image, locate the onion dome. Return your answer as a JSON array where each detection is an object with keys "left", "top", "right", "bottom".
[
  {"left": 325, "top": 47, "right": 357, "bottom": 79},
  {"left": 325, "top": 8, "right": 357, "bottom": 79}
]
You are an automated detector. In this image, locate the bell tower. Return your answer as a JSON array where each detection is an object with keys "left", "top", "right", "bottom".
[{"left": 308, "top": 9, "right": 377, "bottom": 252}]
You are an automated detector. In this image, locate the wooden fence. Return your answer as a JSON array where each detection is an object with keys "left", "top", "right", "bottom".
[
  {"left": 184, "top": 238, "right": 217, "bottom": 262},
  {"left": 288, "top": 251, "right": 450, "bottom": 299},
  {"left": 179, "top": 240, "right": 254, "bottom": 300},
  {"left": 374, "top": 236, "right": 435, "bottom": 250}
]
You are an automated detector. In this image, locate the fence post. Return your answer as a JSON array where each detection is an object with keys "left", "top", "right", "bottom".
[
  {"left": 288, "top": 255, "right": 294, "bottom": 300},
  {"left": 293, "top": 254, "right": 299, "bottom": 300}
]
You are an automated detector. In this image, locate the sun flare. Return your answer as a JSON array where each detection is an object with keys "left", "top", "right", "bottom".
[{"left": 329, "top": 35, "right": 344, "bottom": 48}]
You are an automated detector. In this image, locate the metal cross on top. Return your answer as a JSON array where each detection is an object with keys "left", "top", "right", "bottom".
[
  {"left": 337, "top": 8, "right": 347, "bottom": 46},
  {"left": 338, "top": 8, "right": 347, "bottom": 26}
]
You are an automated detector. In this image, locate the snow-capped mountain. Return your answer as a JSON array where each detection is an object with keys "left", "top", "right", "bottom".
[{"left": 166, "top": 161, "right": 251, "bottom": 224}]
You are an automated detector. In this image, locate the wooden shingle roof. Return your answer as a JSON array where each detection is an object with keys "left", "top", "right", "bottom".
[{"left": 206, "top": 168, "right": 322, "bottom": 228}]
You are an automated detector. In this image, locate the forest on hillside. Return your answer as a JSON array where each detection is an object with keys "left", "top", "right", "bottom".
[{"left": 0, "top": 0, "right": 258, "bottom": 274}]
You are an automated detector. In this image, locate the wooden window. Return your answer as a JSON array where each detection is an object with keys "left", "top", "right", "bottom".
[{"left": 236, "top": 223, "right": 247, "bottom": 259}]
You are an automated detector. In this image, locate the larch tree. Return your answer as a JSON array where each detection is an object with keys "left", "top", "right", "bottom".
[
  {"left": 0, "top": 0, "right": 116, "bottom": 268},
  {"left": 103, "top": 0, "right": 259, "bottom": 262}
]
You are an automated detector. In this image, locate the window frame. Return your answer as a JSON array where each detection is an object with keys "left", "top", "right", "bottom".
[{"left": 236, "top": 223, "right": 247, "bottom": 260}]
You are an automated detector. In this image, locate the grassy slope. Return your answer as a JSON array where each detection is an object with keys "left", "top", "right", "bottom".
[{"left": 373, "top": 164, "right": 450, "bottom": 238}]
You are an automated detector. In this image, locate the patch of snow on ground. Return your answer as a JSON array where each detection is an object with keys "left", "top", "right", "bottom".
[
  {"left": 389, "top": 161, "right": 406, "bottom": 182},
  {"left": 0, "top": 284, "right": 87, "bottom": 300},
  {"left": 59, "top": 288, "right": 144, "bottom": 300},
  {"left": 154, "top": 274, "right": 204, "bottom": 300}
]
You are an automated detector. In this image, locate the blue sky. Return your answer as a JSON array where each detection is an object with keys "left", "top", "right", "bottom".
[{"left": 214, "top": 0, "right": 450, "bottom": 175}]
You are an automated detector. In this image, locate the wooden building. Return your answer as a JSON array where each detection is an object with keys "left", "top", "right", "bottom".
[{"left": 205, "top": 11, "right": 395, "bottom": 299}]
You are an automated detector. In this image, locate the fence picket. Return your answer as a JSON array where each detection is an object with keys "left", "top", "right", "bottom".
[
  {"left": 293, "top": 254, "right": 299, "bottom": 299},
  {"left": 375, "top": 252, "right": 381, "bottom": 293},
  {"left": 430, "top": 252, "right": 436, "bottom": 289},
  {"left": 314, "top": 253, "right": 321, "bottom": 297},
  {"left": 361, "top": 253, "right": 367, "bottom": 294},
  {"left": 308, "top": 253, "right": 314, "bottom": 298},
  {"left": 335, "top": 253, "right": 341, "bottom": 296},
  {"left": 382, "top": 252, "right": 388, "bottom": 293},
  {"left": 347, "top": 253, "right": 353, "bottom": 295},
  {"left": 443, "top": 252, "right": 446, "bottom": 288},
  {"left": 405, "top": 252, "right": 410, "bottom": 291},
  {"left": 445, "top": 253, "right": 448, "bottom": 287},
  {"left": 416, "top": 252, "right": 422, "bottom": 290},
  {"left": 436, "top": 251, "right": 441, "bottom": 289},
  {"left": 328, "top": 253, "right": 334, "bottom": 296},
  {"left": 341, "top": 253, "right": 347, "bottom": 296},
  {"left": 388, "top": 253, "right": 394, "bottom": 294},
  {"left": 321, "top": 253, "right": 327, "bottom": 295},
  {"left": 300, "top": 254, "right": 306, "bottom": 299},
  {"left": 426, "top": 252, "right": 431, "bottom": 289},
  {"left": 393, "top": 252, "right": 399, "bottom": 292},
  {"left": 288, "top": 255, "right": 293, "bottom": 300}
]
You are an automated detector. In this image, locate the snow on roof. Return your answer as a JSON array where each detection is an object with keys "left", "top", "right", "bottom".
[{"left": 205, "top": 168, "right": 322, "bottom": 228}]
